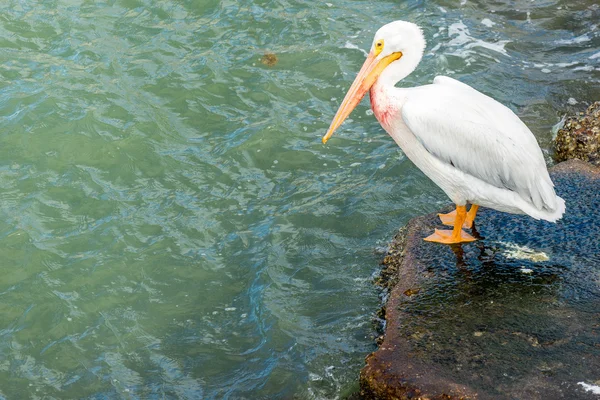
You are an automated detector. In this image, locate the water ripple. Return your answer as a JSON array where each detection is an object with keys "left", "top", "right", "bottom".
[{"left": 0, "top": 0, "right": 597, "bottom": 398}]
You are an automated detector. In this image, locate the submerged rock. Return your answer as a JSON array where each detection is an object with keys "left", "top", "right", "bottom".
[
  {"left": 361, "top": 160, "right": 600, "bottom": 400},
  {"left": 555, "top": 102, "right": 600, "bottom": 165},
  {"left": 260, "top": 52, "right": 278, "bottom": 67}
]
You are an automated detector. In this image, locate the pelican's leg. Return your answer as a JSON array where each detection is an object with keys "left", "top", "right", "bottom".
[
  {"left": 425, "top": 205, "right": 477, "bottom": 244},
  {"left": 465, "top": 204, "right": 479, "bottom": 228},
  {"left": 438, "top": 204, "right": 479, "bottom": 229}
]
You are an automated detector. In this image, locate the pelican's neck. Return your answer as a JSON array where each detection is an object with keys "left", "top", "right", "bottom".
[
  {"left": 370, "top": 56, "right": 425, "bottom": 156},
  {"left": 369, "top": 52, "right": 423, "bottom": 130},
  {"left": 369, "top": 46, "right": 424, "bottom": 130}
]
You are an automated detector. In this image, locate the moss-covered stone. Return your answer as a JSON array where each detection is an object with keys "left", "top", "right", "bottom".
[{"left": 555, "top": 102, "right": 600, "bottom": 165}]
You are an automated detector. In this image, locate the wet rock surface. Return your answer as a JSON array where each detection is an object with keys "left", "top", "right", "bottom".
[
  {"left": 361, "top": 160, "right": 600, "bottom": 400},
  {"left": 555, "top": 102, "right": 600, "bottom": 166}
]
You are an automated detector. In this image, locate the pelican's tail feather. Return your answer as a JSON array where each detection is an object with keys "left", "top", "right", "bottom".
[
  {"left": 526, "top": 195, "right": 565, "bottom": 222},
  {"left": 544, "top": 195, "right": 566, "bottom": 222}
]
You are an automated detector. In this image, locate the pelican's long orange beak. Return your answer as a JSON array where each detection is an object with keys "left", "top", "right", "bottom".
[{"left": 322, "top": 51, "right": 402, "bottom": 144}]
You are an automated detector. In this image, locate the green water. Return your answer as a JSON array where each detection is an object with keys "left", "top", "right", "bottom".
[{"left": 0, "top": 0, "right": 598, "bottom": 398}]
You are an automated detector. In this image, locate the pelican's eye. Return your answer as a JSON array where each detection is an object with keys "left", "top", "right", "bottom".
[{"left": 374, "top": 39, "right": 384, "bottom": 56}]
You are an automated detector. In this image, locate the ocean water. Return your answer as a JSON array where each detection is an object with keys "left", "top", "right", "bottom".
[{"left": 0, "top": 0, "right": 598, "bottom": 399}]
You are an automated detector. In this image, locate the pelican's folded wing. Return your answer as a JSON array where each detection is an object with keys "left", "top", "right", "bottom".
[{"left": 401, "top": 77, "right": 557, "bottom": 211}]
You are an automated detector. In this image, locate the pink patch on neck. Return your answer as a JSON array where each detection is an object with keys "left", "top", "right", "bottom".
[{"left": 370, "top": 86, "right": 392, "bottom": 128}]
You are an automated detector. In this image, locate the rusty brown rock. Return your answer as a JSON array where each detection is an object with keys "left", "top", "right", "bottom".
[{"left": 360, "top": 160, "right": 600, "bottom": 400}]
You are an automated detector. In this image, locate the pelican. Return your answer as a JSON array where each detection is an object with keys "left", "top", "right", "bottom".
[{"left": 323, "top": 21, "right": 565, "bottom": 244}]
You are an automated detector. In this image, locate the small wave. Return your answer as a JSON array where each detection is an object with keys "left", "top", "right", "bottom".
[
  {"left": 555, "top": 34, "right": 592, "bottom": 45},
  {"left": 343, "top": 41, "right": 368, "bottom": 56},
  {"left": 447, "top": 21, "right": 510, "bottom": 58}
]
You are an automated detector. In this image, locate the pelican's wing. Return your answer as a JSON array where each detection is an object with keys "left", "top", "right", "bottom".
[
  {"left": 432, "top": 76, "right": 475, "bottom": 91},
  {"left": 401, "top": 77, "right": 557, "bottom": 210}
]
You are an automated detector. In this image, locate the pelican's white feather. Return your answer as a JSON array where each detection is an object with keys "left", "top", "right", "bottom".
[{"left": 400, "top": 79, "right": 560, "bottom": 215}]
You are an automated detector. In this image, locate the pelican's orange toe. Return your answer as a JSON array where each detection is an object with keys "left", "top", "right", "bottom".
[
  {"left": 438, "top": 210, "right": 457, "bottom": 226},
  {"left": 438, "top": 204, "right": 479, "bottom": 229},
  {"left": 424, "top": 228, "right": 476, "bottom": 244}
]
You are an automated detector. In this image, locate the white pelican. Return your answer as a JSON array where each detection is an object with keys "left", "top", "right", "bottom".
[{"left": 323, "top": 21, "right": 565, "bottom": 244}]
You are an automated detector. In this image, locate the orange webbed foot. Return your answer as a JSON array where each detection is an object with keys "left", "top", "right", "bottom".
[
  {"left": 438, "top": 210, "right": 459, "bottom": 226},
  {"left": 424, "top": 228, "right": 477, "bottom": 244}
]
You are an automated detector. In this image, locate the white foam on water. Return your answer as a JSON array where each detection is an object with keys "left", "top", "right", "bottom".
[
  {"left": 590, "top": 51, "right": 600, "bottom": 59},
  {"left": 500, "top": 242, "right": 549, "bottom": 262},
  {"left": 528, "top": 60, "right": 596, "bottom": 73},
  {"left": 574, "top": 65, "right": 595, "bottom": 72},
  {"left": 555, "top": 34, "right": 591, "bottom": 45},
  {"left": 343, "top": 41, "right": 368, "bottom": 56},
  {"left": 481, "top": 18, "right": 495, "bottom": 28},
  {"left": 578, "top": 382, "right": 600, "bottom": 395},
  {"left": 429, "top": 43, "right": 442, "bottom": 53},
  {"left": 520, "top": 268, "right": 533, "bottom": 274},
  {"left": 446, "top": 21, "right": 510, "bottom": 58},
  {"left": 465, "top": 39, "right": 510, "bottom": 55},
  {"left": 556, "top": 61, "right": 578, "bottom": 68},
  {"left": 447, "top": 21, "right": 472, "bottom": 46}
]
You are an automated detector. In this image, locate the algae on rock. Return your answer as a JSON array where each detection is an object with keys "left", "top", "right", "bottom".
[{"left": 555, "top": 101, "right": 600, "bottom": 165}]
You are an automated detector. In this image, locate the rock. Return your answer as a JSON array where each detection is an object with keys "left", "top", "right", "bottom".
[
  {"left": 260, "top": 52, "right": 278, "bottom": 67},
  {"left": 361, "top": 160, "right": 600, "bottom": 400},
  {"left": 555, "top": 102, "right": 600, "bottom": 166}
]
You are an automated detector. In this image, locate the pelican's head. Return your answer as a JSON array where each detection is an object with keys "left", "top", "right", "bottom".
[
  {"left": 322, "top": 21, "right": 426, "bottom": 144},
  {"left": 371, "top": 21, "right": 425, "bottom": 61}
]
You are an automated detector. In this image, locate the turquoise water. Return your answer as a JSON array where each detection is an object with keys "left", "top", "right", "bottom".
[{"left": 0, "top": 0, "right": 598, "bottom": 398}]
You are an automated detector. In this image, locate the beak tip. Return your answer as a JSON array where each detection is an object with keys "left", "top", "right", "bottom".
[{"left": 322, "top": 130, "right": 332, "bottom": 145}]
